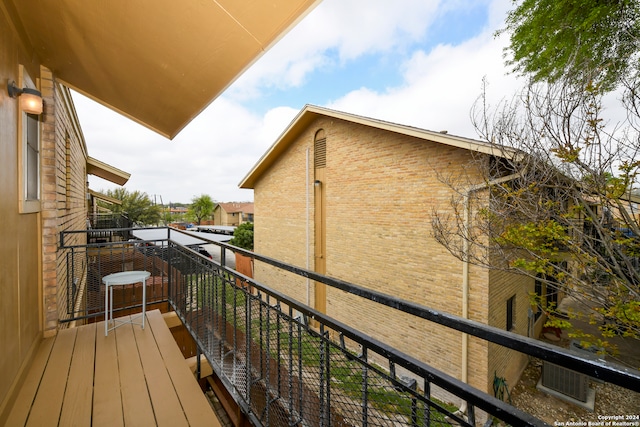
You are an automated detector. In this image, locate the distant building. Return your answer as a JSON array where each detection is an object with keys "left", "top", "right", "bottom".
[
  {"left": 169, "top": 206, "right": 188, "bottom": 215},
  {"left": 213, "top": 202, "right": 254, "bottom": 226}
]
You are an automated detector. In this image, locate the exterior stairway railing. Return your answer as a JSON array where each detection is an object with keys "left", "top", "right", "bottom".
[{"left": 60, "top": 227, "right": 640, "bottom": 427}]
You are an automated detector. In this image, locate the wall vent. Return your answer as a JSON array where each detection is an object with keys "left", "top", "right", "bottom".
[{"left": 314, "top": 130, "right": 326, "bottom": 168}]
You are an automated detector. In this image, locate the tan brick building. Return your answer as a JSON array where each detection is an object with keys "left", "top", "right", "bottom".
[
  {"left": 240, "top": 105, "right": 540, "bottom": 396},
  {"left": 213, "top": 202, "right": 254, "bottom": 226}
]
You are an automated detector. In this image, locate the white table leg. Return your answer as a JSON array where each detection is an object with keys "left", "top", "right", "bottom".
[
  {"left": 105, "top": 282, "right": 109, "bottom": 336},
  {"left": 142, "top": 277, "right": 146, "bottom": 329},
  {"left": 110, "top": 285, "right": 113, "bottom": 331}
]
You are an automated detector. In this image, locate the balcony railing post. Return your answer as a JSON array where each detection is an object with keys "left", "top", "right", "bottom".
[
  {"left": 325, "top": 330, "right": 331, "bottom": 427},
  {"left": 167, "top": 243, "right": 173, "bottom": 313},
  {"left": 264, "top": 295, "right": 271, "bottom": 426},
  {"left": 408, "top": 377, "right": 418, "bottom": 427},
  {"left": 276, "top": 306, "right": 282, "bottom": 400},
  {"left": 287, "top": 307, "right": 294, "bottom": 425},
  {"left": 362, "top": 347, "right": 369, "bottom": 427},
  {"left": 297, "top": 316, "right": 304, "bottom": 422},
  {"left": 232, "top": 280, "right": 238, "bottom": 398},
  {"left": 245, "top": 289, "right": 252, "bottom": 407},
  {"left": 319, "top": 326, "right": 331, "bottom": 427},
  {"left": 411, "top": 395, "right": 418, "bottom": 427},
  {"left": 67, "top": 249, "right": 72, "bottom": 316},
  {"left": 319, "top": 326, "right": 325, "bottom": 427},
  {"left": 258, "top": 291, "right": 265, "bottom": 385},
  {"left": 196, "top": 346, "right": 201, "bottom": 380},
  {"left": 221, "top": 276, "right": 228, "bottom": 369},
  {"left": 424, "top": 379, "right": 431, "bottom": 427},
  {"left": 467, "top": 401, "right": 475, "bottom": 426}
]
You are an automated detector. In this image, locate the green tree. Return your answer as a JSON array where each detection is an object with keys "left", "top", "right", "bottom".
[
  {"left": 229, "top": 222, "right": 254, "bottom": 251},
  {"left": 161, "top": 210, "right": 174, "bottom": 226},
  {"left": 102, "top": 188, "right": 161, "bottom": 226},
  {"left": 434, "top": 0, "right": 640, "bottom": 350},
  {"left": 501, "top": 0, "right": 640, "bottom": 90},
  {"left": 189, "top": 194, "right": 215, "bottom": 225},
  {"left": 432, "top": 79, "right": 640, "bottom": 350}
]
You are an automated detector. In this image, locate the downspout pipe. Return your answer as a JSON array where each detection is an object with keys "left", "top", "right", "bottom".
[
  {"left": 460, "top": 173, "right": 521, "bottom": 387},
  {"left": 306, "top": 148, "right": 311, "bottom": 306}
]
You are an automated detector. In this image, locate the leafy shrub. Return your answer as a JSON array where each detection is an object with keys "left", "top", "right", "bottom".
[{"left": 229, "top": 222, "right": 254, "bottom": 251}]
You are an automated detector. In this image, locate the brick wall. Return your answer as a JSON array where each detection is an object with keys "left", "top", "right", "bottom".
[
  {"left": 40, "top": 68, "right": 89, "bottom": 332},
  {"left": 253, "top": 115, "right": 529, "bottom": 394},
  {"left": 487, "top": 268, "right": 534, "bottom": 391},
  {"left": 39, "top": 66, "right": 58, "bottom": 333}
]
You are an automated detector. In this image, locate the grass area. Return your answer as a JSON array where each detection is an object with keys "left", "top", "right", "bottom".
[
  {"left": 327, "top": 348, "right": 459, "bottom": 425},
  {"left": 275, "top": 328, "right": 459, "bottom": 424}
]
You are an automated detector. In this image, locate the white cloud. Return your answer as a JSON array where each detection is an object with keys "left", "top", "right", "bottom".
[
  {"left": 327, "top": 1, "right": 520, "bottom": 138},
  {"left": 78, "top": 0, "right": 524, "bottom": 203},
  {"left": 80, "top": 92, "right": 299, "bottom": 203},
  {"left": 228, "top": 0, "right": 441, "bottom": 99}
]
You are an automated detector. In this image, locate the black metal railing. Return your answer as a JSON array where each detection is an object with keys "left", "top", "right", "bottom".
[
  {"left": 86, "top": 213, "right": 133, "bottom": 243},
  {"left": 60, "top": 228, "right": 170, "bottom": 321},
  {"left": 169, "top": 241, "right": 536, "bottom": 426},
  {"left": 88, "top": 212, "right": 132, "bottom": 229},
  {"left": 59, "top": 227, "right": 640, "bottom": 427}
]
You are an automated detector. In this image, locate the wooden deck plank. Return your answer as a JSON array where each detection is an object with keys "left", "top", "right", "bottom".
[
  {"left": 93, "top": 320, "right": 124, "bottom": 427},
  {"left": 26, "top": 328, "right": 78, "bottom": 427},
  {"left": 6, "top": 310, "right": 225, "bottom": 427},
  {"left": 115, "top": 318, "right": 156, "bottom": 426},
  {"left": 146, "top": 310, "right": 221, "bottom": 427},
  {"left": 58, "top": 322, "right": 96, "bottom": 427},
  {"left": 134, "top": 314, "right": 189, "bottom": 427},
  {"left": 4, "top": 337, "right": 55, "bottom": 427}
]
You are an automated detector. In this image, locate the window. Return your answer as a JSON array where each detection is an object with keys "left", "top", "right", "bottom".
[
  {"left": 534, "top": 275, "right": 543, "bottom": 321},
  {"left": 25, "top": 113, "right": 39, "bottom": 200},
  {"left": 506, "top": 295, "right": 516, "bottom": 331},
  {"left": 533, "top": 261, "right": 564, "bottom": 320},
  {"left": 18, "top": 88, "right": 41, "bottom": 213},
  {"left": 546, "top": 283, "right": 558, "bottom": 309}
]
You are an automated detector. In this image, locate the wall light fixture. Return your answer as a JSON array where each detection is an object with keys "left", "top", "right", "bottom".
[{"left": 7, "top": 80, "right": 43, "bottom": 115}]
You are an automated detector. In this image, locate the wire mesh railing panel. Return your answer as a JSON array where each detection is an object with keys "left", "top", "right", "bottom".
[
  {"left": 61, "top": 241, "right": 169, "bottom": 321},
  {"left": 329, "top": 353, "right": 460, "bottom": 427},
  {"left": 166, "top": 241, "right": 470, "bottom": 427},
  {"left": 88, "top": 213, "right": 131, "bottom": 230}
]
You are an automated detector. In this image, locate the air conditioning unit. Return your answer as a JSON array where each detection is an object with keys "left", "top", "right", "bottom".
[{"left": 541, "top": 361, "right": 590, "bottom": 402}]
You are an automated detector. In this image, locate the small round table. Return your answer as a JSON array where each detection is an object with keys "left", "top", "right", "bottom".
[{"left": 102, "top": 271, "right": 151, "bottom": 336}]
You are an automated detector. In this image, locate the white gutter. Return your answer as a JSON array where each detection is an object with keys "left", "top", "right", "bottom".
[{"left": 461, "top": 173, "right": 521, "bottom": 386}]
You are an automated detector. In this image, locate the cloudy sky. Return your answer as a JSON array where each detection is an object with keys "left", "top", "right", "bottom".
[{"left": 74, "top": 0, "right": 524, "bottom": 204}]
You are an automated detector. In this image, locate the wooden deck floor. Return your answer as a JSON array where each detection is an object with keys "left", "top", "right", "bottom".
[{"left": 5, "top": 310, "right": 222, "bottom": 427}]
